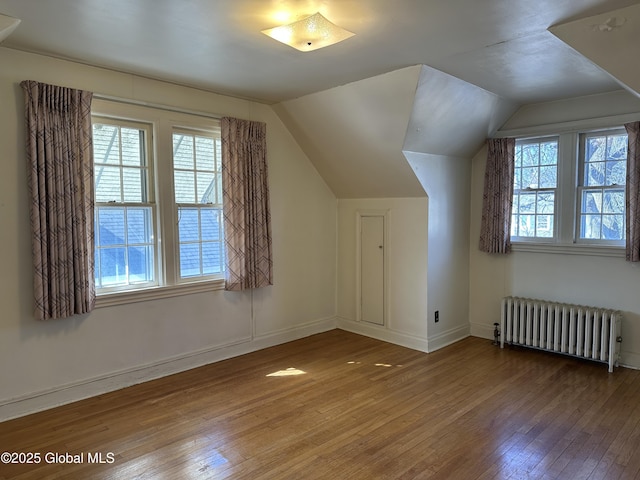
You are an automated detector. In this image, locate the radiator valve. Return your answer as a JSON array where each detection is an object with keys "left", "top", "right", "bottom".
[{"left": 493, "top": 322, "right": 501, "bottom": 346}]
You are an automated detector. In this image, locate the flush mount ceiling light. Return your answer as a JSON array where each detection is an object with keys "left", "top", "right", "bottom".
[
  {"left": 261, "top": 12, "right": 354, "bottom": 52},
  {"left": 0, "top": 13, "right": 21, "bottom": 43}
]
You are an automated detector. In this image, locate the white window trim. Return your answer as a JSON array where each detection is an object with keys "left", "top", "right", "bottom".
[
  {"left": 91, "top": 98, "right": 226, "bottom": 306},
  {"left": 95, "top": 279, "right": 225, "bottom": 308},
  {"left": 496, "top": 112, "right": 640, "bottom": 257}
]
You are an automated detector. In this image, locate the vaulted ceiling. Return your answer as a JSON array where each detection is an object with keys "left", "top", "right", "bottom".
[{"left": 1, "top": 0, "right": 639, "bottom": 197}]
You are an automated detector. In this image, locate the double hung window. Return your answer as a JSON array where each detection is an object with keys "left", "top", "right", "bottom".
[
  {"left": 91, "top": 101, "right": 224, "bottom": 300},
  {"left": 93, "top": 119, "right": 156, "bottom": 289},
  {"left": 510, "top": 127, "right": 628, "bottom": 249},
  {"left": 577, "top": 129, "right": 627, "bottom": 243},
  {"left": 172, "top": 130, "right": 224, "bottom": 279},
  {"left": 511, "top": 138, "right": 558, "bottom": 240}
]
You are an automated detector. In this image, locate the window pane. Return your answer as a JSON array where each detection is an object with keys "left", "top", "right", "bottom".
[
  {"left": 127, "top": 208, "right": 152, "bottom": 244},
  {"left": 540, "top": 141, "right": 557, "bottom": 165},
  {"left": 521, "top": 167, "right": 538, "bottom": 189},
  {"left": 582, "top": 190, "right": 602, "bottom": 214},
  {"left": 538, "top": 192, "right": 555, "bottom": 213},
  {"left": 95, "top": 205, "right": 155, "bottom": 288},
  {"left": 95, "top": 166, "right": 122, "bottom": 202},
  {"left": 96, "top": 207, "right": 125, "bottom": 246},
  {"left": 195, "top": 136, "right": 215, "bottom": 171},
  {"left": 127, "top": 246, "right": 154, "bottom": 283},
  {"left": 586, "top": 137, "right": 605, "bottom": 163},
  {"left": 581, "top": 215, "right": 601, "bottom": 239},
  {"left": 99, "top": 247, "right": 127, "bottom": 286},
  {"left": 603, "top": 215, "right": 624, "bottom": 240},
  {"left": 539, "top": 166, "right": 557, "bottom": 188},
  {"left": 197, "top": 173, "right": 215, "bottom": 203},
  {"left": 202, "top": 242, "right": 223, "bottom": 274},
  {"left": 522, "top": 144, "right": 539, "bottom": 167},
  {"left": 178, "top": 208, "right": 200, "bottom": 242},
  {"left": 180, "top": 243, "right": 201, "bottom": 277},
  {"left": 606, "top": 160, "right": 626, "bottom": 186},
  {"left": 607, "top": 135, "right": 628, "bottom": 160},
  {"left": 536, "top": 215, "right": 553, "bottom": 238},
  {"left": 603, "top": 190, "right": 624, "bottom": 214},
  {"left": 518, "top": 192, "right": 536, "bottom": 213},
  {"left": 121, "top": 128, "right": 144, "bottom": 166},
  {"left": 173, "top": 134, "right": 194, "bottom": 169},
  {"left": 93, "top": 124, "right": 120, "bottom": 165},
  {"left": 201, "top": 208, "right": 221, "bottom": 240},
  {"left": 518, "top": 215, "right": 535, "bottom": 237},
  {"left": 174, "top": 171, "right": 196, "bottom": 203},
  {"left": 123, "top": 167, "right": 144, "bottom": 202},
  {"left": 585, "top": 162, "right": 605, "bottom": 186}
]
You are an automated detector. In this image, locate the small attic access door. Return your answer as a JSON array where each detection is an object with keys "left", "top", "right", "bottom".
[{"left": 357, "top": 212, "right": 387, "bottom": 326}]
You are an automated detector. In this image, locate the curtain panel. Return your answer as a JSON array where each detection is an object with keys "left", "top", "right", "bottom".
[
  {"left": 221, "top": 117, "right": 273, "bottom": 291},
  {"left": 479, "top": 137, "right": 516, "bottom": 254},
  {"left": 626, "top": 121, "right": 640, "bottom": 262},
  {"left": 21, "top": 80, "right": 95, "bottom": 320}
]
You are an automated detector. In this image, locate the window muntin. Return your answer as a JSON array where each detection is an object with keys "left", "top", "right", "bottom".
[
  {"left": 93, "top": 120, "right": 156, "bottom": 289},
  {"left": 578, "top": 130, "right": 627, "bottom": 243},
  {"left": 172, "top": 129, "right": 224, "bottom": 279},
  {"left": 511, "top": 137, "right": 558, "bottom": 239}
]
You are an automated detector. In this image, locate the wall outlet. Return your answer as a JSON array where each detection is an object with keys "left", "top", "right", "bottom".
[{"left": 435, "top": 310, "right": 439, "bottom": 323}]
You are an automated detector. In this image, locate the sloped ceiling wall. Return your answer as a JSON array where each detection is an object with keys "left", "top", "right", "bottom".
[
  {"left": 403, "top": 65, "right": 518, "bottom": 159},
  {"left": 549, "top": 4, "right": 640, "bottom": 99},
  {"left": 272, "top": 66, "right": 426, "bottom": 199},
  {"left": 273, "top": 65, "right": 517, "bottom": 199}
]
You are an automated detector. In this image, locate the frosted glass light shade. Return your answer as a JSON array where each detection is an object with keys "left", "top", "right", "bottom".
[
  {"left": 0, "top": 14, "right": 20, "bottom": 43},
  {"left": 261, "top": 12, "right": 354, "bottom": 52}
]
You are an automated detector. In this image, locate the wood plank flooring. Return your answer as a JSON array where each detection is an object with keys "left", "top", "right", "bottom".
[{"left": 2, "top": 329, "right": 640, "bottom": 479}]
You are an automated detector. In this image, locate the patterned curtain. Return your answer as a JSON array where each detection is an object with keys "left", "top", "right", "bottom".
[
  {"left": 479, "top": 137, "right": 516, "bottom": 254},
  {"left": 221, "top": 117, "right": 273, "bottom": 291},
  {"left": 21, "top": 80, "right": 95, "bottom": 320},
  {"left": 625, "top": 121, "right": 640, "bottom": 262}
]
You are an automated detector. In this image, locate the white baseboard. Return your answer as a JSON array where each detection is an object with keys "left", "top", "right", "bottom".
[
  {"left": 427, "top": 324, "right": 470, "bottom": 352},
  {"left": 336, "top": 317, "right": 429, "bottom": 352},
  {"left": 336, "top": 317, "right": 470, "bottom": 353},
  {"left": 0, "top": 316, "right": 336, "bottom": 422},
  {"left": 470, "top": 322, "right": 497, "bottom": 341},
  {"left": 620, "top": 351, "right": 640, "bottom": 370}
]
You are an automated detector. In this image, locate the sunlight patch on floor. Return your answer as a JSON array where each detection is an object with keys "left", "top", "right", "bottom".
[
  {"left": 347, "top": 361, "right": 404, "bottom": 368},
  {"left": 266, "top": 367, "right": 307, "bottom": 377}
]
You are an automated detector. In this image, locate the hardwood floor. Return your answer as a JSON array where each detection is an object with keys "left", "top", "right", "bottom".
[{"left": 2, "top": 329, "right": 640, "bottom": 479}]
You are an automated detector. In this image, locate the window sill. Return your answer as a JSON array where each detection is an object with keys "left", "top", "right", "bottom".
[
  {"left": 511, "top": 242, "right": 625, "bottom": 258},
  {"left": 95, "top": 279, "right": 225, "bottom": 308}
]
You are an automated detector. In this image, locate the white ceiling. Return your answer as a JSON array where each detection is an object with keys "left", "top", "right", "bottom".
[
  {"left": 0, "top": 0, "right": 637, "bottom": 105},
  {"left": 2, "top": 0, "right": 639, "bottom": 199}
]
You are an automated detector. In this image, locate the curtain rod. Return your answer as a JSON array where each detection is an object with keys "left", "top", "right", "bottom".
[{"left": 93, "top": 93, "right": 222, "bottom": 120}]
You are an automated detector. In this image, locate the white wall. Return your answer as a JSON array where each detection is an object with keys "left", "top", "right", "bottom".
[
  {"left": 405, "top": 152, "right": 472, "bottom": 350},
  {"left": 336, "top": 198, "right": 430, "bottom": 351},
  {"left": 469, "top": 91, "right": 640, "bottom": 368},
  {"left": 0, "top": 47, "right": 337, "bottom": 420}
]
